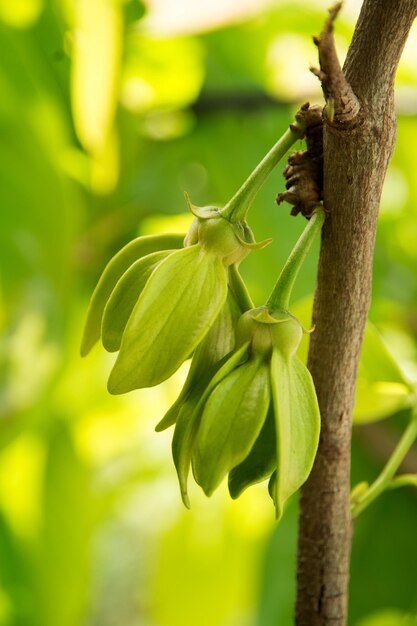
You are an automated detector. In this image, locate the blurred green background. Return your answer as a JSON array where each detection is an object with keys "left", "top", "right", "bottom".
[{"left": 1, "top": 0, "right": 417, "bottom": 624}]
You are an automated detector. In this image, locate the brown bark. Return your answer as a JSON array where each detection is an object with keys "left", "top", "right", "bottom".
[{"left": 295, "top": 2, "right": 417, "bottom": 625}]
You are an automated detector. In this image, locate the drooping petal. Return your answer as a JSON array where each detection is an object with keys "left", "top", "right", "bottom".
[
  {"left": 193, "top": 357, "right": 270, "bottom": 496},
  {"left": 270, "top": 350, "right": 320, "bottom": 520},
  {"left": 101, "top": 250, "right": 173, "bottom": 352},
  {"left": 81, "top": 233, "right": 184, "bottom": 356},
  {"left": 172, "top": 342, "right": 250, "bottom": 507},
  {"left": 228, "top": 403, "right": 276, "bottom": 499},
  {"left": 155, "top": 288, "right": 241, "bottom": 432},
  {"left": 108, "top": 246, "right": 228, "bottom": 392}
]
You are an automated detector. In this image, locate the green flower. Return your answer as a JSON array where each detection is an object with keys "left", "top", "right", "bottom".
[
  {"left": 173, "top": 206, "right": 326, "bottom": 516},
  {"left": 80, "top": 202, "right": 266, "bottom": 394},
  {"left": 107, "top": 200, "right": 268, "bottom": 393},
  {"left": 187, "top": 306, "right": 320, "bottom": 519}
]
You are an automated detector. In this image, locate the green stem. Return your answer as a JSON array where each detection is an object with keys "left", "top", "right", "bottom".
[
  {"left": 220, "top": 121, "right": 305, "bottom": 223},
  {"left": 389, "top": 474, "right": 417, "bottom": 490},
  {"left": 351, "top": 408, "right": 417, "bottom": 518},
  {"left": 266, "top": 206, "right": 325, "bottom": 311}
]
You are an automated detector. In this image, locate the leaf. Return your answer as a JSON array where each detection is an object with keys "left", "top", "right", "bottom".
[
  {"left": 193, "top": 357, "right": 270, "bottom": 496},
  {"left": 172, "top": 342, "right": 250, "bottom": 507},
  {"left": 155, "top": 288, "right": 241, "bottom": 431},
  {"left": 355, "top": 609, "right": 417, "bottom": 626},
  {"left": 291, "top": 297, "right": 413, "bottom": 425},
  {"left": 108, "top": 246, "right": 228, "bottom": 392},
  {"left": 80, "top": 233, "right": 184, "bottom": 356},
  {"left": 101, "top": 250, "right": 173, "bottom": 352},
  {"left": 228, "top": 403, "right": 276, "bottom": 499},
  {"left": 270, "top": 351, "right": 320, "bottom": 520},
  {"left": 354, "top": 321, "right": 413, "bottom": 423}
]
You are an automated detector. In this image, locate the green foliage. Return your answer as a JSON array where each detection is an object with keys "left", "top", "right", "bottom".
[{"left": 355, "top": 322, "right": 413, "bottom": 423}]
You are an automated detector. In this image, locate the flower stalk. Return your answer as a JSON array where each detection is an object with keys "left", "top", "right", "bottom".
[
  {"left": 220, "top": 114, "right": 307, "bottom": 223},
  {"left": 267, "top": 205, "right": 325, "bottom": 311}
]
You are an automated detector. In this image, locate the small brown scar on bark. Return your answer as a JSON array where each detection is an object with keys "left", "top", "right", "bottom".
[
  {"left": 310, "top": 2, "right": 361, "bottom": 127},
  {"left": 277, "top": 104, "right": 325, "bottom": 219}
]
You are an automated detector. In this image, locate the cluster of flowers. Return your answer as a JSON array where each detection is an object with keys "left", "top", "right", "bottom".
[{"left": 82, "top": 106, "right": 324, "bottom": 519}]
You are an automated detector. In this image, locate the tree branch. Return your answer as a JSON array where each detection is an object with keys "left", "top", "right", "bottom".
[{"left": 295, "top": 2, "right": 417, "bottom": 625}]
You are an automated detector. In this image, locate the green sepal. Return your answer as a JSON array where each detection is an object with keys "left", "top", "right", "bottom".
[
  {"left": 270, "top": 351, "right": 320, "bottom": 520},
  {"left": 80, "top": 233, "right": 185, "bottom": 356},
  {"left": 192, "top": 357, "right": 270, "bottom": 496},
  {"left": 228, "top": 403, "right": 276, "bottom": 499},
  {"left": 228, "top": 264, "right": 254, "bottom": 312},
  {"left": 155, "top": 289, "right": 241, "bottom": 432},
  {"left": 101, "top": 250, "right": 173, "bottom": 352},
  {"left": 184, "top": 191, "right": 219, "bottom": 220},
  {"left": 108, "top": 246, "right": 228, "bottom": 392},
  {"left": 234, "top": 230, "right": 272, "bottom": 250},
  {"left": 172, "top": 342, "right": 250, "bottom": 507},
  {"left": 250, "top": 308, "right": 291, "bottom": 325}
]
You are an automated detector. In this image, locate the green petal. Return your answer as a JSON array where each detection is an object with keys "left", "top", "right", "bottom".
[
  {"left": 228, "top": 403, "right": 276, "bottom": 499},
  {"left": 193, "top": 358, "right": 270, "bottom": 497},
  {"left": 172, "top": 342, "right": 250, "bottom": 506},
  {"left": 155, "top": 289, "right": 241, "bottom": 432},
  {"left": 80, "top": 233, "right": 185, "bottom": 356},
  {"left": 270, "top": 351, "right": 320, "bottom": 520},
  {"left": 101, "top": 250, "right": 173, "bottom": 352},
  {"left": 108, "top": 245, "right": 228, "bottom": 392}
]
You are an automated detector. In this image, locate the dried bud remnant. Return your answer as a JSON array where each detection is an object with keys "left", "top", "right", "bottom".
[{"left": 276, "top": 104, "right": 323, "bottom": 218}]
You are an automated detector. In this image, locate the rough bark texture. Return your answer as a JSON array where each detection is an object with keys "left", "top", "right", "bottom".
[{"left": 295, "top": 2, "right": 417, "bottom": 625}]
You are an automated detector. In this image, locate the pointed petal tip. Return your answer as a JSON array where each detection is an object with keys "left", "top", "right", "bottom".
[
  {"left": 228, "top": 482, "right": 242, "bottom": 500},
  {"left": 202, "top": 484, "right": 216, "bottom": 498},
  {"left": 80, "top": 334, "right": 95, "bottom": 357},
  {"left": 181, "top": 492, "right": 191, "bottom": 509},
  {"left": 194, "top": 471, "right": 218, "bottom": 498}
]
